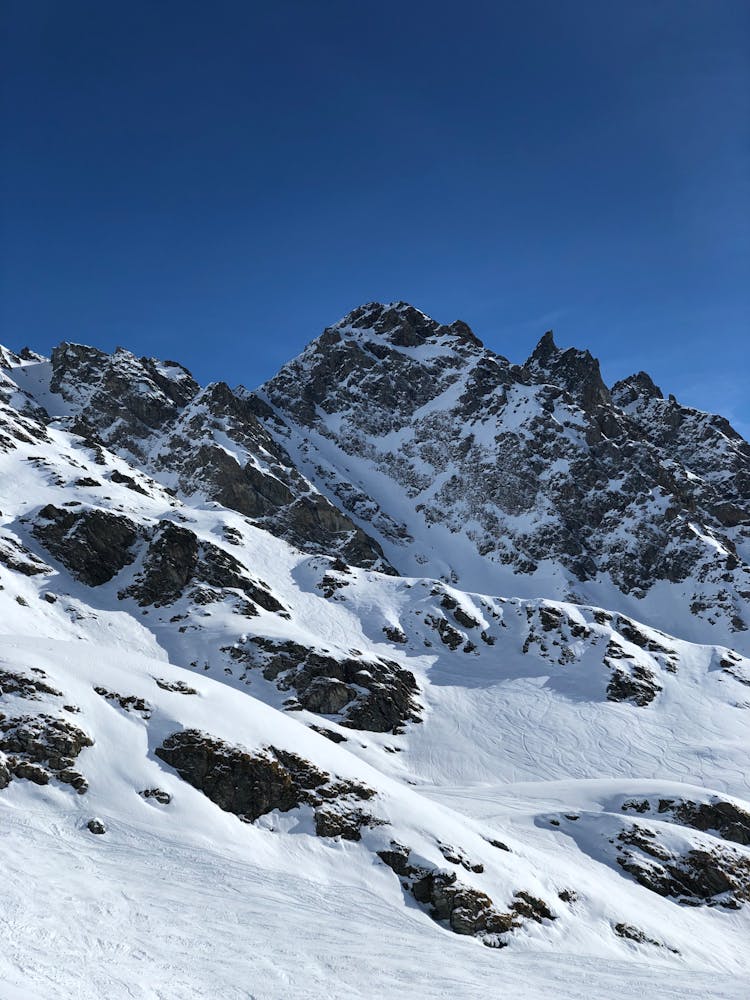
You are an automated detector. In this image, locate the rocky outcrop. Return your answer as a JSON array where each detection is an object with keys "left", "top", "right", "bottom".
[
  {"left": 94, "top": 687, "right": 151, "bottom": 719},
  {"left": 139, "top": 787, "right": 172, "bottom": 804},
  {"left": 42, "top": 343, "right": 393, "bottom": 572},
  {"left": 0, "top": 667, "right": 62, "bottom": 700},
  {"left": 223, "top": 637, "right": 420, "bottom": 732},
  {"left": 0, "top": 533, "right": 50, "bottom": 576},
  {"left": 32, "top": 505, "right": 138, "bottom": 586},
  {"left": 615, "top": 822, "right": 750, "bottom": 908},
  {"left": 605, "top": 658, "right": 661, "bottom": 707},
  {"left": 156, "top": 730, "right": 320, "bottom": 820},
  {"left": 377, "top": 842, "right": 555, "bottom": 946},
  {"left": 0, "top": 713, "right": 92, "bottom": 793},
  {"left": 613, "top": 922, "right": 678, "bottom": 953},
  {"left": 119, "top": 520, "right": 285, "bottom": 613},
  {"left": 524, "top": 330, "right": 612, "bottom": 414},
  {"left": 153, "top": 678, "right": 197, "bottom": 695},
  {"left": 621, "top": 796, "right": 750, "bottom": 846},
  {"left": 124, "top": 521, "right": 199, "bottom": 605},
  {"left": 155, "top": 729, "right": 376, "bottom": 838}
]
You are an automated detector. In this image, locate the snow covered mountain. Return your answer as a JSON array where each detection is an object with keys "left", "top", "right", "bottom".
[
  {"left": 1, "top": 309, "right": 749, "bottom": 999},
  {"left": 260, "top": 302, "right": 750, "bottom": 650}
]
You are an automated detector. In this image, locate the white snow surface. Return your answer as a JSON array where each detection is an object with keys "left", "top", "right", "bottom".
[{"left": 0, "top": 346, "right": 749, "bottom": 998}]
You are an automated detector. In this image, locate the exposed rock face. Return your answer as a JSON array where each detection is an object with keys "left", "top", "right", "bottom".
[
  {"left": 259, "top": 302, "right": 750, "bottom": 643},
  {"left": 156, "top": 730, "right": 305, "bottom": 819},
  {"left": 525, "top": 330, "right": 612, "bottom": 414},
  {"left": 605, "top": 660, "right": 661, "bottom": 706},
  {"left": 9, "top": 304, "right": 750, "bottom": 644},
  {"left": 0, "top": 365, "right": 50, "bottom": 453},
  {"left": 223, "top": 637, "right": 421, "bottom": 732},
  {"left": 153, "top": 678, "right": 197, "bottom": 695},
  {"left": 32, "top": 505, "right": 138, "bottom": 586},
  {"left": 0, "top": 713, "right": 92, "bottom": 793},
  {"left": 614, "top": 922, "right": 677, "bottom": 952},
  {"left": 665, "top": 799, "right": 750, "bottom": 846},
  {"left": 615, "top": 823, "right": 750, "bottom": 908},
  {"left": 94, "top": 687, "right": 151, "bottom": 719},
  {"left": 621, "top": 796, "right": 750, "bottom": 847},
  {"left": 155, "top": 729, "right": 376, "bottom": 837},
  {"left": 139, "top": 787, "right": 172, "bottom": 804},
  {"left": 125, "top": 521, "right": 199, "bottom": 605},
  {"left": 377, "top": 842, "right": 555, "bottom": 946},
  {"left": 0, "top": 533, "right": 50, "bottom": 576},
  {"left": 0, "top": 668, "right": 62, "bottom": 700},
  {"left": 120, "top": 519, "right": 285, "bottom": 612},
  {"left": 156, "top": 730, "right": 327, "bottom": 823},
  {"left": 0, "top": 665, "right": 90, "bottom": 793},
  {"left": 41, "top": 343, "right": 393, "bottom": 572},
  {"left": 611, "top": 373, "right": 750, "bottom": 529}
]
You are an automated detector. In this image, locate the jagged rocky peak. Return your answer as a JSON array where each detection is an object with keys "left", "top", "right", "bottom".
[
  {"left": 50, "top": 341, "right": 201, "bottom": 426},
  {"left": 263, "top": 302, "right": 493, "bottom": 435},
  {"left": 524, "top": 329, "right": 611, "bottom": 412},
  {"left": 610, "top": 371, "right": 664, "bottom": 405},
  {"left": 329, "top": 301, "right": 483, "bottom": 349}
]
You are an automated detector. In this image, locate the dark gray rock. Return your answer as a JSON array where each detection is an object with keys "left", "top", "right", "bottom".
[
  {"left": 0, "top": 712, "right": 92, "bottom": 792},
  {"left": 119, "top": 520, "right": 285, "bottom": 613},
  {"left": 153, "top": 678, "right": 198, "bottom": 695},
  {"left": 32, "top": 505, "right": 138, "bottom": 586},
  {"left": 224, "top": 637, "right": 420, "bottom": 733},
  {"left": 0, "top": 533, "right": 50, "bottom": 576},
  {"left": 377, "top": 841, "right": 549, "bottom": 946},
  {"left": 0, "top": 667, "right": 62, "bottom": 700},
  {"left": 613, "top": 922, "right": 677, "bottom": 952},
  {"left": 616, "top": 823, "right": 750, "bottom": 907},
  {"left": 155, "top": 729, "right": 376, "bottom": 838},
  {"left": 622, "top": 796, "right": 750, "bottom": 846},
  {"left": 94, "top": 687, "right": 151, "bottom": 718},
  {"left": 139, "top": 787, "right": 172, "bottom": 804},
  {"left": 260, "top": 302, "right": 750, "bottom": 638},
  {"left": 155, "top": 730, "right": 307, "bottom": 820}
]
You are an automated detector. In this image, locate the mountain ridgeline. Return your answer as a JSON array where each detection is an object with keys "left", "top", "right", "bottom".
[
  {"left": 1, "top": 304, "right": 749, "bottom": 994},
  {"left": 6, "top": 301, "right": 749, "bottom": 651}
]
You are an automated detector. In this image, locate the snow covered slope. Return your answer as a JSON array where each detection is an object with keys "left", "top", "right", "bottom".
[{"left": 1, "top": 319, "right": 750, "bottom": 999}]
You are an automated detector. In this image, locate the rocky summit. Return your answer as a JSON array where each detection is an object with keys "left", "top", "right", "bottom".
[{"left": 1, "top": 304, "right": 749, "bottom": 999}]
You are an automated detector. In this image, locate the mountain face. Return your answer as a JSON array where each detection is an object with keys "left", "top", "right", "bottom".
[
  {"left": 14, "top": 341, "right": 393, "bottom": 572},
  {"left": 260, "top": 302, "right": 750, "bottom": 650},
  {"left": 1, "top": 307, "right": 749, "bottom": 1000}
]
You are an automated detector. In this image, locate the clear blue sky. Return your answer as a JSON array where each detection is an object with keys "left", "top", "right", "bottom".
[{"left": 2, "top": 1, "right": 748, "bottom": 431}]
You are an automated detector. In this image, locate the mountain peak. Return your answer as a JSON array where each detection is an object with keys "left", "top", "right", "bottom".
[
  {"left": 329, "top": 301, "right": 483, "bottom": 350},
  {"left": 528, "top": 329, "right": 558, "bottom": 363},
  {"left": 611, "top": 371, "right": 664, "bottom": 406},
  {"left": 525, "top": 330, "right": 610, "bottom": 411}
]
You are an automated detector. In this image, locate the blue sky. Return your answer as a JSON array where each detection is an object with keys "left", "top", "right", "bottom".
[{"left": 2, "top": 1, "right": 748, "bottom": 431}]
